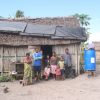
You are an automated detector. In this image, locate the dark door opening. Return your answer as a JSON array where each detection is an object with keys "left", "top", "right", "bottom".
[
  {"left": 41, "top": 45, "right": 52, "bottom": 66},
  {"left": 41, "top": 45, "right": 52, "bottom": 58}
]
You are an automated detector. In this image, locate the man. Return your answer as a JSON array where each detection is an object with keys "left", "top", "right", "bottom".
[
  {"left": 63, "top": 48, "right": 72, "bottom": 78},
  {"left": 32, "top": 48, "right": 42, "bottom": 81}
]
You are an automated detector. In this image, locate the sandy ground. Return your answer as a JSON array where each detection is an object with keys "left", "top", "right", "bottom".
[{"left": 0, "top": 73, "right": 100, "bottom": 100}]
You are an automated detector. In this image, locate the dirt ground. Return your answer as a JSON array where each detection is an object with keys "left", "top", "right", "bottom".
[{"left": 0, "top": 73, "right": 100, "bottom": 100}]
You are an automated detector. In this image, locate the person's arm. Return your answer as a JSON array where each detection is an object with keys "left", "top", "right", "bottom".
[
  {"left": 33, "top": 53, "right": 38, "bottom": 60},
  {"left": 34, "top": 52, "right": 42, "bottom": 60},
  {"left": 28, "top": 57, "right": 32, "bottom": 64},
  {"left": 23, "top": 57, "right": 29, "bottom": 63},
  {"left": 36, "top": 56, "right": 42, "bottom": 60},
  {"left": 50, "top": 57, "right": 52, "bottom": 65},
  {"left": 23, "top": 58, "right": 26, "bottom": 63},
  {"left": 69, "top": 53, "right": 72, "bottom": 62}
]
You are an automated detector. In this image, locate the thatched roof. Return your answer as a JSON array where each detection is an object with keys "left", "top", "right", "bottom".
[{"left": 0, "top": 17, "right": 87, "bottom": 41}]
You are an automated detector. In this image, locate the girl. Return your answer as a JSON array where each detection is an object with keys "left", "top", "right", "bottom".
[
  {"left": 58, "top": 56, "right": 65, "bottom": 80},
  {"left": 55, "top": 66, "right": 61, "bottom": 80}
]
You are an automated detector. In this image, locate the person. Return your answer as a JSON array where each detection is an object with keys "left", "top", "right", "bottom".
[
  {"left": 63, "top": 48, "right": 72, "bottom": 78},
  {"left": 55, "top": 66, "right": 61, "bottom": 80},
  {"left": 43, "top": 65, "right": 51, "bottom": 80},
  {"left": 45, "top": 55, "right": 50, "bottom": 67},
  {"left": 88, "top": 41, "right": 95, "bottom": 50},
  {"left": 50, "top": 52, "right": 57, "bottom": 79},
  {"left": 32, "top": 48, "right": 42, "bottom": 81},
  {"left": 58, "top": 56, "right": 65, "bottom": 80},
  {"left": 23, "top": 53, "right": 33, "bottom": 86}
]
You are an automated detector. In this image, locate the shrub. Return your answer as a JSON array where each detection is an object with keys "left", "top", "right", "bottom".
[{"left": 0, "top": 75, "right": 13, "bottom": 82}]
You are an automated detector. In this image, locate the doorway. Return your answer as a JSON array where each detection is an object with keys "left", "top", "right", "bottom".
[
  {"left": 41, "top": 45, "right": 52, "bottom": 66},
  {"left": 41, "top": 45, "right": 52, "bottom": 58}
]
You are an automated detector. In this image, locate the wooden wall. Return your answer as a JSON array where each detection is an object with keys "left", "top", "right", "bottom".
[
  {"left": 94, "top": 42, "right": 100, "bottom": 63},
  {"left": 0, "top": 46, "right": 28, "bottom": 72},
  {"left": 0, "top": 46, "right": 3, "bottom": 72},
  {"left": 0, "top": 33, "right": 81, "bottom": 46},
  {"left": 0, "top": 43, "right": 81, "bottom": 74}
]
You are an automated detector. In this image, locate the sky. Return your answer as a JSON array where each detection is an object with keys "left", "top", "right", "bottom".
[{"left": 0, "top": 0, "right": 100, "bottom": 41}]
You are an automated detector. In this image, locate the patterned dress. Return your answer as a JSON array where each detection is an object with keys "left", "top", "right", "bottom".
[{"left": 23, "top": 57, "right": 32, "bottom": 84}]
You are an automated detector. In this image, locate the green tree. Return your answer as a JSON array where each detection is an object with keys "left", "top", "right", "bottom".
[
  {"left": 73, "top": 13, "right": 91, "bottom": 27},
  {"left": 15, "top": 10, "right": 24, "bottom": 18}
]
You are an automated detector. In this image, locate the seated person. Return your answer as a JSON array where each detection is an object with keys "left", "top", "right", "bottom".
[{"left": 43, "top": 66, "right": 51, "bottom": 80}]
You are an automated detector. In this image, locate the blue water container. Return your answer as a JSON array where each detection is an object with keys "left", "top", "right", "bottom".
[{"left": 84, "top": 49, "right": 96, "bottom": 71}]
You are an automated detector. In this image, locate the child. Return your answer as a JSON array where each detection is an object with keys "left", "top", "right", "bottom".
[
  {"left": 43, "top": 66, "right": 51, "bottom": 80},
  {"left": 55, "top": 66, "right": 61, "bottom": 80},
  {"left": 58, "top": 56, "right": 65, "bottom": 80},
  {"left": 45, "top": 55, "right": 50, "bottom": 67}
]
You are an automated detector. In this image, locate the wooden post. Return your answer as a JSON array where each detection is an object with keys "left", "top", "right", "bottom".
[
  {"left": 15, "top": 47, "right": 17, "bottom": 62},
  {"left": 76, "top": 44, "right": 81, "bottom": 75},
  {"left": 75, "top": 44, "right": 80, "bottom": 75},
  {"left": 77, "top": 45, "right": 80, "bottom": 75},
  {"left": 1, "top": 46, "right": 3, "bottom": 75},
  {"left": 74, "top": 44, "right": 76, "bottom": 74}
]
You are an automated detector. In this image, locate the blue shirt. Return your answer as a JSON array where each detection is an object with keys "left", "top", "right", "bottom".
[{"left": 32, "top": 52, "right": 42, "bottom": 68}]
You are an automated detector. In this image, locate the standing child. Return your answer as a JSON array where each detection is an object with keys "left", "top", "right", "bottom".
[
  {"left": 45, "top": 55, "right": 50, "bottom": 67},
  {"left": 58, "top": 56, "right": 65, "bottom": 80},
  {"left": 55, "top": 66, "right": 61, "bottom": 80}
]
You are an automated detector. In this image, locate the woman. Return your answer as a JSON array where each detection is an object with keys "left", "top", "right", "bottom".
[
  {"left": 23, "top": 53, "right": 33, "bottom": 86},
  {"left": 50, "top": 52, "right": 57, "bottom": 79}
]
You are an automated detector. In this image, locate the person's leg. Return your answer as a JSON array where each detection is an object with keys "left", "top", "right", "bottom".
[
  {"left": 56, "top": 75, "right": 60, "bottom": 80},
  {"left": 37, "top": 68, "right": 41, "bottom": 80},
  {"left": 44, "top": 72, "right": 47, "bottom": 80},
  {"left": 57, "top": 75, "right": 59, "bottom": 80},
  {"left": 55, "top": 75, "right": 57, "bottom": 80},
  {"left": 91, "top": 71, "right": 95, "bottom": 77},
  {"left": 61, "top": 69, "right": 65, "bottom": 80},
  {"left": 45, "top": 74, "right": 49, "bottom": 80},
  {"left": 65, "top": 65, "right": 68, "bottom": 78},
  {"left": 34, "top": 67, "right": 38, "bottom": 81},
  {"left": 53, "top": 74, "right": 56, "bottom": 80},
  {"left": 67, "top": 67, "right": 71, "bottom": 78},
  {"left": 32, "top": 67, "right": 34, "bottom": 79}
]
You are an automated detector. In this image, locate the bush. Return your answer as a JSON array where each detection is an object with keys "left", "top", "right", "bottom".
[{"left": 0, "top": 75, "right": 13, "bottom": 82}]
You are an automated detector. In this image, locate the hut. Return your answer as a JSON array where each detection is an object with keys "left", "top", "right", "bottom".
[
  {"left": 93, "top": 42, "right": 100, "bottom": 75},
  {"left": 93, "top": 42, "right": 100, "bottom": 63},
  {"left": 0, "top": 17, "right": 87, "bottom": 75}
]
